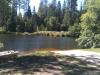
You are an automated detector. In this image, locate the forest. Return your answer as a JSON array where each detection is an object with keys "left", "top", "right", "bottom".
[{"left": 0, "top": 0, "right": 100, "bottom": 48}]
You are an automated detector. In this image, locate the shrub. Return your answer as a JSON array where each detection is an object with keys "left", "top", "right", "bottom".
[
  {"left": 0, "top": 43, "right": 3, "bottom": 49},
  {"left": 94, "top": 34, "right": 100, "bottom": 48},
  {"left": 76, "top": 30, "right": 100, "bottom": 48},
  {"left": 68, "top": 23, "right": 81, "bottom": 37}
]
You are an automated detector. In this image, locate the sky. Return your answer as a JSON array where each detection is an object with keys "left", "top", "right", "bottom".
[{"left": 30, "top": 0, "right": 84, "bottom": 12}]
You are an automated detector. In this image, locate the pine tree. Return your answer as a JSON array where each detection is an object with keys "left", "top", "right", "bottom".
[
  {"left": 16, "top": 13, "right": 25, "bottom": 32},
  {"left": 32, "top": 6, "right": 38, "bottom": 32},
  {"left": 25, "top": 5, "right": 32, "bottom": 18},
  {"left": 56, "top": 1, "right": 62, "bottom": 23},
  {"left": 62, "top": 0, "right": 67, "bottom": 17},
  {"left": 67, "top": 0, "right": 78, "bottom": 26},
  {"left": 8, "top": 0, "right": 17, "bottom": 32},
  {"left": 0, "top": 0, "right": 11, "bottom": 31}
]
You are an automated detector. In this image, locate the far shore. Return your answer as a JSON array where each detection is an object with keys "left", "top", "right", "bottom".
[{"left": 0, "top": 31, "right": 77, "bottom": 37}]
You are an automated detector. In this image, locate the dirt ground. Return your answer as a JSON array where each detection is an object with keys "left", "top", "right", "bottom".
[{"left": 0, "top": 51, "right": 100, "bottom": 75}]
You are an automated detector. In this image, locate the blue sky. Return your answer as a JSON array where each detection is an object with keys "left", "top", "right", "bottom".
[{"left": 30, "top": 0, "right": 84, "bottom": 11}]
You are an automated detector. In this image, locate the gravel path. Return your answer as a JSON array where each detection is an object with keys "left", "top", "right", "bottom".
[
  {"left": 0, "top": 50, "right": 100, "bottom": 75},
  {"left": 52, "top": 50, "right": 100, "bottom": 65}
]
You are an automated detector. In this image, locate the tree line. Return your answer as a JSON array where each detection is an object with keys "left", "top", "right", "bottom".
[
  {"left": 0, "top": 0, "right": 100, "bottom": 48},
  {"left": 0, "top": 0, "right": 81, "bottom": 33}
]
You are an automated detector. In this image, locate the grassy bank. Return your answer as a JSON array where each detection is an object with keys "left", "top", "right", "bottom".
[
  {"left": 0, "top": 27, "right": 6, "bottom": 34},
  {"left": 81, "top": 48, "right": 100, "bottom": 53}
]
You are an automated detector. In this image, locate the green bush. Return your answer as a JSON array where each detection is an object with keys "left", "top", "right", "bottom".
[
  {"left": 94, "top": 34, "right": 100, "bottom": 48},
  {"left": 76, "top": 30, "right": 93, "bottom": 48},
  {"left": 77, "top": 8, "right": 100, "bottom": 48},
  {"left": 68, "top": 23, "right": 81, "bottom": 37},
  {"left": 76, "top": 30, "right": 100, "bottom": 48},
  {"left": 0, "top": 43, "right": 3, "bottom": 49},
  {"left": 38, "top": 24, "right": 45, "bottom": 31}
]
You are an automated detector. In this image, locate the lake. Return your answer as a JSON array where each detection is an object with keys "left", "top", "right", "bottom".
[{"left": 0, "top": 34, "right": 78, "bottom": 51}]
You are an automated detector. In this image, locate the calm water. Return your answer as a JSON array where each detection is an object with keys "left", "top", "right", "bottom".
[{"left": 0, "top": 34, "right": 78, "bottom": 51}]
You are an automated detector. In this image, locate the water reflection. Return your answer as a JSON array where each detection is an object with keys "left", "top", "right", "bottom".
[{"left": 0, "top": 34, "right": 78, "bottom": 51}]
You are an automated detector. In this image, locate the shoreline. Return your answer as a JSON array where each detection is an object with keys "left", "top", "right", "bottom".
[{"left": 0, "top": 31, "right": 78, "bottom": 37}]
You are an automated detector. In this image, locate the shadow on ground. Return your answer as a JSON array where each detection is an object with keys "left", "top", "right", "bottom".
[{"left": 0, "top": 54, "right": 100, "bottom": 75}]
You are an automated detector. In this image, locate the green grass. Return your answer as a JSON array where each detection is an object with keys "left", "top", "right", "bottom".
[
  {"left": 0, "top": 43, "right": 3, "bottom": 48},
  {"left": 80, "top": 48, "right": 100, "bottom": 53},
  {"left": 0, "top": 27, "right": 7, "bottom": 34},
  {"left": 0, "top": 27, "right": 4, "bottom": 32}
]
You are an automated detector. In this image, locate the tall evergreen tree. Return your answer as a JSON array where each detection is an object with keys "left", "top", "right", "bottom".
[
  {"left": 62, "top": 0, "right": 67, "bottom": 17},
  {"left": 8, "top": 0, "right": 17, "bottom": 32},
  {"left": 67, "top": 0, "right": 78, "bottom": 26},
  {"left": 38, "top": 0, "right": 48, "bottom": 28},
  {"left": 25, "top": 5, "right": 32, "bottom": 18},
  {"left": 16, "top": 13, "right": 25, "bottom": 32},
  {"left": 56, "top": 1, "right": 62, "bottom": 23},
  {"left": 0, "top": 0, "right": 11, "bottom": 31},
  {"left": 31, "top": 6, "right": 39, "bottom": 32},
  {"left": 38, "top": 0, "right": 45, "bottom": 18},
  {"left": 47, "top": 0, "right": 57, "bottom": 17}
]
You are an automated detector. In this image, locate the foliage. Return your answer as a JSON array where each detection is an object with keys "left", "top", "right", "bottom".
[
  {"left": 77, "top": 16, "right": 98, "bottom": 48},
  {"left": 38, "top": 24, "right": 45, "bottom": 31},
  {"left": 47, "top": 16, "right": 60, "bottom": 31},
  {"left": 62, "top": 11, "right": 70, "bottom": 31},
  {"left": 0, "top": 43, "right": 3, "bottom": 49},
  {"left": 16, "top": 13, "right": 25, "bottom": 32},
  {"left": 0, "top": 0, "right": 79, "bottom": 33},
  {"left": 68, "top": 23, "right": 81, "bottom": 37},
  {"left": 94, "top": 34, "right": 100, "bottom": 48},
  {"left": 76, "top": 30, "right": 95, "bottom": 48},
  {"left": 77, "top": 0, "right": 100, "bottom": 48}
]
